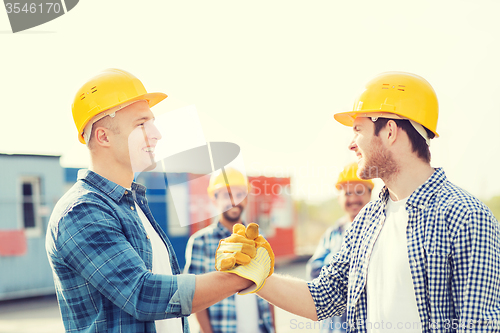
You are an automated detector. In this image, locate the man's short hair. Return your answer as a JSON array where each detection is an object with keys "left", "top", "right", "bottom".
[{"left": 373, "top": 118, "right": 435, "bottom": 163}]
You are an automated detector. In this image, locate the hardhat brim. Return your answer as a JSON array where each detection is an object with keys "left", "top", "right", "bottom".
[
  {"left": 333, "top": 111, "right": 357, "bottom": 127},
  {"left": 78, "top": 92, "right": 168, "bottom": 144},
  {"left": 335, "top": 180, "right": 374, "bottom": 191},
  {"left": 207, "top": 184, "right": 250, "bottom": 198},
  {"left": 333, "top": 110, "right": 439, "bottom": 138}
]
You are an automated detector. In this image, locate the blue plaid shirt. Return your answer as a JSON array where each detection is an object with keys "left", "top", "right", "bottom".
[
  {"left": 184, "top": 221, "right": 274, "bottom": 333},
  {"left": 308, "top": 168, "right": 500, "bottom": 332},
  {"left": 46, "top": 170, "right": 195, "bottom": 333},
  {"left": 306, "top": 217, "right": 350, "bottom": 280}
]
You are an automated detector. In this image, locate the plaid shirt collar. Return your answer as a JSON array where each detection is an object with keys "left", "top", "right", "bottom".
[
  {"left": 214, "top": 220, "right": 250, "bottom": 239},
  {"left": 377, "top": 167, "right": 446, "bottom": 209},
  {"left": 77, "top": 169, "right": 147, "bottom": 202},
  {"left": 214, "top": 221, "right": 232, "bottom": 238}
]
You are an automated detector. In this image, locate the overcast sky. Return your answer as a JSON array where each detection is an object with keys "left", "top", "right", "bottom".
[{"left": 1, "top": 0, "right": 499, "bottom": 202}]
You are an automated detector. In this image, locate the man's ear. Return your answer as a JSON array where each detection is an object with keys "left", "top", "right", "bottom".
[
  {"left": 385, "top": 120, "right": 399, "bottom": 145},
  {"left": 94, "top": 127, "right": 112, "bottom": 147}
]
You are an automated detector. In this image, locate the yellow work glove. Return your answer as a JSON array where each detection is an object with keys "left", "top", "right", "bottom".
[{"left": 215, "top": 223, "right": 275, "bottom": 295}]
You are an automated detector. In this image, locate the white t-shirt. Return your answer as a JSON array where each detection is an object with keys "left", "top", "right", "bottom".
[
  {"left": 366, "top": 197, "right": 422, "bottom": 333},
  {"left": 135, "top": 202, "right": 183, "bottom": 333},
  {"left": 235, "top": 293, "right": 263, "bottom": 333}
]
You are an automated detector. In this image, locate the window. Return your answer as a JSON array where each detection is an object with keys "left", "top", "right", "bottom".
[{"left": 20, "top": 176, "right": 42, "bottom": 237}]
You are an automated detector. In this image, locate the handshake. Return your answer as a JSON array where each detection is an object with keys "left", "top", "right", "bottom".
[{"left": 215, "top": 223, "right": 275, "bottom": 295}]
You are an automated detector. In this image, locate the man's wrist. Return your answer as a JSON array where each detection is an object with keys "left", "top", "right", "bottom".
[{"left": 222, "top": 271, "right": 253, "bottom": 292}]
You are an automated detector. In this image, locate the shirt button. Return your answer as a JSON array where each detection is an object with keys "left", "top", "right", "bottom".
[
  {"left": 124, "top": 191, "right": 128, "bottom": 195},
  {"left": 418, "top": 204, "right": 425, "bottom": 210},
  {"left": 130, "top": 206, "right": 134, "bottom": 210},
  {"left": 146, "top": 235, "right": 150, "bottom": 239},
  {"left": 409, "top": 226, "right": 413, "bottom": 234},
  {"left": 413, "top": 260, "right": 417, "bottom": 267}
]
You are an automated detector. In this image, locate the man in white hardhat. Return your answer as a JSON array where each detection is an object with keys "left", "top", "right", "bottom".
[
  {"left": 217, "top": 72, "right": 500, "bottom": 332},
  {"left": 46, "top": 69, "right": 268, "bottom": 333}
]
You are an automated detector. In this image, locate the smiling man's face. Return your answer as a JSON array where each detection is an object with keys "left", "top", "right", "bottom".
[
  {"left": 213, "top": 186, "right": 248, "bottom": 223},
  {"left": 349, "top": 117, "right": 397, "bottom": 181},
  {"left": 338, "top": 182, "right": 372, "bottom": 221},
  {"left": 107, "top": 100, "right": 162, "bottom": 173}
]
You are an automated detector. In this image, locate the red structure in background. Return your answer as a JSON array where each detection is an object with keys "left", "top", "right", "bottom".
[
  {"left": 247, "top": 176, "right": 295, "bottom": 260},
  {"left": 188, "top": 173, "right": 214, "bottom": 235},
  {"left": 0, "top": 230, "right": 27, "bottom": 256},
  {"left": 188, "top": 175, "right": 296, "bottom": 260}
]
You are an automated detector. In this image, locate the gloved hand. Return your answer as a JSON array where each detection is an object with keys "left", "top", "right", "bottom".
[{"left": 215, "top": 223, "right": 275, "bottom": 295}]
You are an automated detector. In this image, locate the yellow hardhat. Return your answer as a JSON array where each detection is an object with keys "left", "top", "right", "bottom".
[
  {"left": 335, "top": 162, "right": 374, "bottom": 190},
  {"left": 334, "top": 71, "right": 439, "bottom": 138},
  {"left": 207, "top": 168, "right": 249, "bottom": 198},
  {"left": 72, "top": 68, "right": 168, "bottom": 144}
]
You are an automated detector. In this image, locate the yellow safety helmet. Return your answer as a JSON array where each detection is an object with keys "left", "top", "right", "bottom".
[
  {"left": 72, "top": 68, "right": 168, "bottom": 144},
  {"left": 334, "top": 71, "right": 439, "bottom": 138},
  {"left": 207, "top": 168, "right": 249, "bottom": 198},
  {"left": 335, "top": 162, "right": 374, "bottom": 190}
]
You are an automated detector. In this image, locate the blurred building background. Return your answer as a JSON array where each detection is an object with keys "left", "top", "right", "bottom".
[{"left": 0, "top": 153, "right": 63, "bottom": 300}]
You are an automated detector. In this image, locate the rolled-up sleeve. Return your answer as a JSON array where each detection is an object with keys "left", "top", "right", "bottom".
[{"left": 165, "top": 274, "right": 196, "bottom": 317}]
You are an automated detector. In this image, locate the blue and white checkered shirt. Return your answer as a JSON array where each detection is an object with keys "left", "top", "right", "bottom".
[
  {"left": 184, "top": 221, "right": 274, "bottom": 333},
  {"left": 46, "top": 170, "right": 195, "bottom": 333},
  {"left": 308, "top": 168, "right": 500, "bottom": 332}
]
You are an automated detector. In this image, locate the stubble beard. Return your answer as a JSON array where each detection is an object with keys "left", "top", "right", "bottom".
[
  {"left": 222, "top": 205, "right": 243, "bottom": 223},
  {"left": 359, "top": 136, "right": 398, "bottom": 182}
]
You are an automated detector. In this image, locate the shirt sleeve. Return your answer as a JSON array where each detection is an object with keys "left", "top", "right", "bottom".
[
  {"left": 55, "top": 200, "right": 194, "bottom": 321},
  {"left": 452, "top": 209, "right": 500, "bottom": 331},
  {"left": 307, "top": 228, "right": 351, "bottom": 321},
  {"left": 184, "top": 233, "right": 207, "bottom": 275}
]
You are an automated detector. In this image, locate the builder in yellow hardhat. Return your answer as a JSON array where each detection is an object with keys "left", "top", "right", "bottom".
[
  {"left": 218, "top": 71, "right": 500, "bottom": 331},
  {"left": 184, "top": 168, "right": 275, "bottom": 333},
  {"left": 332, "top": 162, "right": 374, "bottom": 223},
  {"left": 306, "top": 162, "right": 373, "bottom": 333},
  {"left": 206, "top": 167, "right": 250, "bottom": 227},
  {"left": 306, "top": 163, "right": 373, "bottom": 275},
  {"left": 46, "top": 69, "right": 265, "bottom": 333}
]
